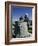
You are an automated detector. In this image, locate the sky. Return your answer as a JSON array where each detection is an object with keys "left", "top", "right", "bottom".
[{"left": 11, "top": 6, "right": 32, "bottom": 22}]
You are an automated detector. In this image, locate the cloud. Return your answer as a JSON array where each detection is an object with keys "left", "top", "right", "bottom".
[{"left": 25, "top": 13, "right": 29, "bottom": 17}]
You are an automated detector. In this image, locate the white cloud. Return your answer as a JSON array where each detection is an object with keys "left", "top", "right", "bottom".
[{"left": 25, "top": 13, "right": 29, "bottom": 17}]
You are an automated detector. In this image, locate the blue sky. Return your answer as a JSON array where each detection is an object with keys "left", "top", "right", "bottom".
[{"left": 11, "top": 6, "right": 32, "bottom": 22}]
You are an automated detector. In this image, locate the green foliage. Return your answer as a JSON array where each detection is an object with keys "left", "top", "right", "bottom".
[{"left": 28, "top": 29, "right": 32, "bottom": 33}]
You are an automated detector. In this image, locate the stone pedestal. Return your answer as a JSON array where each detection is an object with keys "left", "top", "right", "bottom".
[{"left": 19, "top": 22, "right": 31, "bottom": 38}]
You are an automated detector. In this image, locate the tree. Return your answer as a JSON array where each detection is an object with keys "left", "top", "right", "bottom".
[
  {"left": 30, "top": 20, "right": 32, "bottom": 25},
  {"left": 24, "top": 14, "right": 27, "bottom": 19},
  {"left": 19, "top": 16, "right": 23, "bottom": 21},
  {"left": 14, "top": 21, "right": 20, "bottom": 38},
  {"left": 24, "top": 14, "right": 29, "bottom": 22}
]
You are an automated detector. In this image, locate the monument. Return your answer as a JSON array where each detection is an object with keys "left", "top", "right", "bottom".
[
  {"left": 12, "top": 14, "right": 32, "bottom": 38},
  {"left": 19, "top": 22, "right": 31, "bottom": 38}
]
